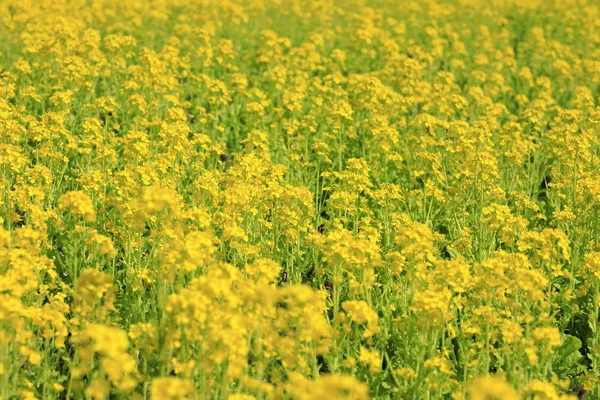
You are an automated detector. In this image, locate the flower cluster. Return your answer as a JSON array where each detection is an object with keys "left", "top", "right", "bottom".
[{"left": 1, "top": 0, "right": 600, "bottom": 398}]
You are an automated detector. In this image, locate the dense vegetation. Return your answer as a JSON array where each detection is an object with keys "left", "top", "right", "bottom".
[{"left": 1, "top": 0, "right": 599, "bottom": 398}]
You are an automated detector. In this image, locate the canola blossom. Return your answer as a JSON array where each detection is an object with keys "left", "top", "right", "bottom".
[{"left": 1, "top": 0, "right": 600, "bottom": 398}]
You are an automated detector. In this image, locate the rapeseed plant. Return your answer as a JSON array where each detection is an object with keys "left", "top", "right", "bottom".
[{"left": 1, "top": 0, "right": 600, "bottom": 398}]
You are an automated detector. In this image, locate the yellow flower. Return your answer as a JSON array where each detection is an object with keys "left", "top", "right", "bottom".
[
  {"left": 151, "top": 377, "right": 194, "bottom": 400},
  {"left": 467, "top": 375, "right": 519, "bottom": 400},
  {"left": 85, "top": 379, "right": 110, "bottom": 400},
  {"left": 228, "top": 395, "right": 256, "bottom": 400},
  {"left": 359, "top": 347, "right": 381, "bottom": 372},
  {"left": 532, "top": 327, "right": 561, "bottom": 351},
  {"left": 58, "top": 191, "right": 96, "bottom": 222},
  {"left": 342, "top": 300, "right": 381, "bottom": 337}
]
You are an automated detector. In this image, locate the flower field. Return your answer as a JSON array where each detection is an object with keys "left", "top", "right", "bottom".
[{"left": 2, "top": 0, "right": 600, "bottom": 398}]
